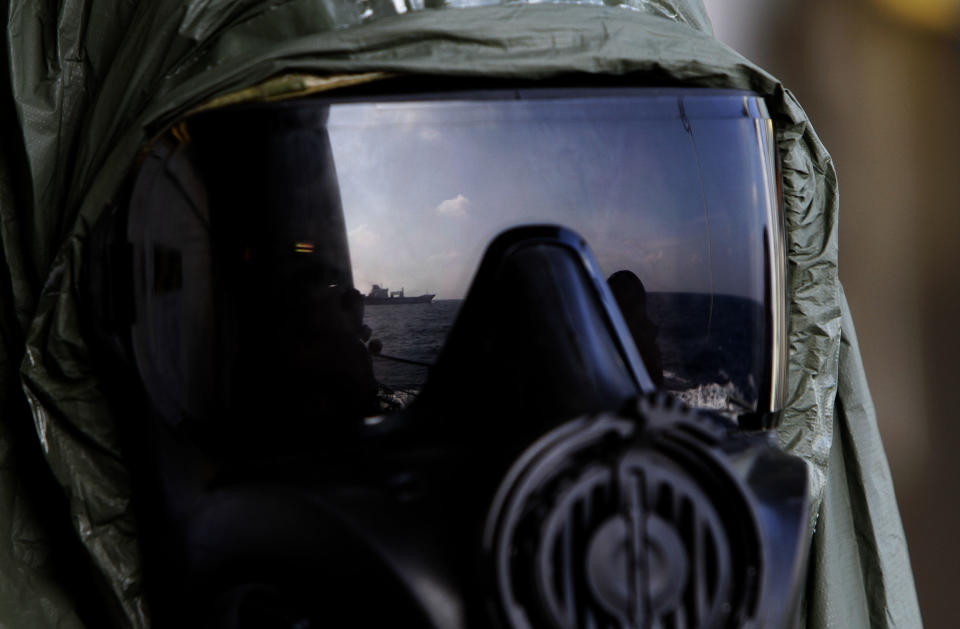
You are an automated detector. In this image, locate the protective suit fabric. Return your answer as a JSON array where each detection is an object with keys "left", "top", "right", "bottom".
[
  {"left": 804, "top": 289, "right": 922, "bottom": 629},
  {"left": 0, "top": 0, "right": 920, "bottom": 627}
]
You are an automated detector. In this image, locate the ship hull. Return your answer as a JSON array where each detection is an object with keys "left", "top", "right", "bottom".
[{"left": 364, "top": 294, "right": 435, "bottom": 306}]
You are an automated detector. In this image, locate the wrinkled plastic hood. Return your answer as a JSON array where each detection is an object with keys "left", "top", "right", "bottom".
[{"left": 0, "top": 0, "right": 920, "bottom": 627}]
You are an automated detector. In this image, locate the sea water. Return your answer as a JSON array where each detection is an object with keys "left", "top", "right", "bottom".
[
  {"left": 362, "top": 294, "right": 762, "bottom": 415},
  {"left": 364, "top": 300, "right": 462, "bottom": 391}
]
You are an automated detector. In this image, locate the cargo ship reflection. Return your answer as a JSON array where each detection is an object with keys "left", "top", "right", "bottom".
[{"left": 364, "top": 284, "right": 435, "bottom": 305}]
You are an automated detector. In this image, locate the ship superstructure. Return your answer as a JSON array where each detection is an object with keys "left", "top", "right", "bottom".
[{"left": 364, "top": 284, "right": 435, "bottom": 305}]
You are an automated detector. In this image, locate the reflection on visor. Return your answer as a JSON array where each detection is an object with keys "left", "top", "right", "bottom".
[{"left": 124, "top": 88, "right": 784, "bottom": 431}]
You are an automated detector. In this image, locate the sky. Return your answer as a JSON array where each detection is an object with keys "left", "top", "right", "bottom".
[{"left": 325, "top": 93, "right": 773, "bottom": 301}]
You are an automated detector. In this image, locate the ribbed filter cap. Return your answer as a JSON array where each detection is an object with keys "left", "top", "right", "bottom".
[{"left": 486, "top": 397, "right": 757, "bottom": 629}]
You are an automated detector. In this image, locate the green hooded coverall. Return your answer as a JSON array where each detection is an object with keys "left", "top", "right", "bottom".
[{"left": 0, "top": 0, "right": 923, "bottom": 626}]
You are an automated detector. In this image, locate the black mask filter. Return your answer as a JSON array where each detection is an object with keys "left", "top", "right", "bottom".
[{"left": 82, "top": 93, "right": 808, "bottom": 628}]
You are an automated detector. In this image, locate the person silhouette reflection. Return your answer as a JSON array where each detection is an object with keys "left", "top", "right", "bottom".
[
  {"left": 242, "top": 274, "right": 380, "bottom": 431},
  {"left": 607, "top": 270, "right": 664, "bottom": 388}
]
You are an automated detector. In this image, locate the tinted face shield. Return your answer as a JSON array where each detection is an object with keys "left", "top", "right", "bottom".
[
  {"left": 111, "top": 89, "right": 787, "bottom": 429},
  {"left": 84, "top": 88, "right": 805, "bottom": 628}
]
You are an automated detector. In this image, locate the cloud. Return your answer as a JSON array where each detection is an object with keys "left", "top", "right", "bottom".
[
  {"left": 435, "top": 193, "right": 471, "bottom": 218},
  {"left": 348, "top": 223, "right": 381, "bottom": 249}
]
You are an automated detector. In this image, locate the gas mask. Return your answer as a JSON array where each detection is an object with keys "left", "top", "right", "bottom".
[{"left": 84, "top": 86, "right": 808, "bottom": 628}]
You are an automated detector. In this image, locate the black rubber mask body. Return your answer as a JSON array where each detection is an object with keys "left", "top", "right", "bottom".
[{"left": 86, "top": 221, "right": 808, "bottom": 628}]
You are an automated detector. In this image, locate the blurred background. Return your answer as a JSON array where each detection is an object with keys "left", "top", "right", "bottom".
[{"left": 701, "top": 0, "right": 960, "bottom": 626}]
